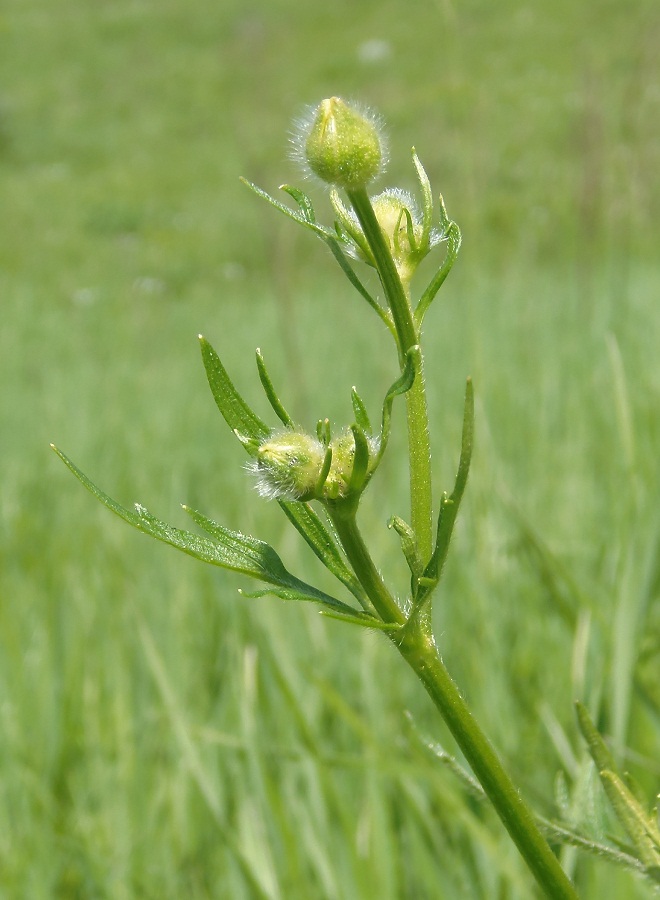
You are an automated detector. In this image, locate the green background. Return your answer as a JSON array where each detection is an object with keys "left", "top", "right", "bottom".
[{"left": 1, "top": 0, "right": 659, "bottom": 896}]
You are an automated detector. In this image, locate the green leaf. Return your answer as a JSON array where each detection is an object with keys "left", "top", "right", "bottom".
[
  {"left": 183, "top": 505, "right": 360, "bottom": 614},
  {"left": 243, "top": 177, "right": 392, "bottom": 336},
  {"left": 415, "top": 196, "right": 462, "bottom": 328},
  {"left": 388, "top": 515, "right": 423, "bottom": 589},
  {"left": 199, "top": 336, "right": 268, "bottom": 446},
  {"left": 52, "top": 444, "right": 360, "bottom": 618},
  {"left": 415, "top": 378, "right": 474, "bottom": 608},
  {"left": 277, "top": 501, "right": 373, "bottom": 612},
  {"left": 378, "top": 345, "right": 421, "bottom": 462},
  {"left": 351, "top": 386, "right": 372, "bottom": 435},
  {"left": 330, "top": 189, "right": 372, "bottom": 259},
  {"left": 196, "top": 339, "right": 370, "bottom": 608},
  {"left": 319, "top": 610, "right": 402, "bottom": 632},
  {"left": 389, "top": 515, "right": 425, "bottom": 603},
  {"left": 576, "top": 702, "right": 660, "bottom": 871},
  {"left": 324, "top": 240, "right": 393, "bottom": 335},
  {"left": 537, "top": 818, "right": 647, "bottom": 875},
  {"left": 575, "top": 701, "right": 618, "bottom": 775},
  {"left": 599, "top": 771, "right": 660, "bottom": 870},
  {"left": 400, "top": 205, "right": 417, "bottom": 255},
  {"left": 279, "top": 184, "right": 317, "bottom": 224},
  {"left": 412, "top": 148, "right": 433, "bottom": 255},
  {"left": 240, "top": 178, "right": 335, "bottom": 239},
  {"left": 348, "top": 425, "right": 370, "bottom": 494},
  {"left": 255, "top": 348, "right": 293, "bottom": 427}
]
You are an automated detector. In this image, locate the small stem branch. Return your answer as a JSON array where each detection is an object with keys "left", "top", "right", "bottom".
[{"left": 328, "top": 506, "right": 405, "bottom": 627}]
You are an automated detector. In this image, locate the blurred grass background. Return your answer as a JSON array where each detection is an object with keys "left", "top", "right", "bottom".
[{"left": 1, "top": 0, "right": 659, "bottom": 896}]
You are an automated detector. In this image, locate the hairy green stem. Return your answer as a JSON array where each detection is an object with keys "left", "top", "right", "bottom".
[
  {"left": 330, "top": 509, "right": 577, "bottom": 899},
  {"left": 328, "top": 506, "right": 405, "bottom": 626},
  {"left": 341, "top": 184, "right": 575, "bottom": 898},
  {"left": 403, "top": 335, "right": 434, "bottom": 563},
  {"left": 346, "top": 187, "right": 434, "bottom": 561},
  {"left": 346, "top": 188, "right": 417, "bottom": 352},
  {"left": 398, "top": 632, "right": 579, "bottom": 899}
]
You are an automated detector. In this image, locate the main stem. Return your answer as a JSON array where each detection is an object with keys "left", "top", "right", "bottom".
[
  {"left": 331, "top": 508, "right": 578, "bottom": 899},
  {"left": 397, "top": 632, "right": 579, "bottom": 900},
  {"left": 347, "top": 188, "right": 434, "bottom": 563},
  {"left": 335, "top": 188, "right": 576, "bottom": 895},
  {"left": 403, "top": 321, "right": 434, "bottom": 564}
]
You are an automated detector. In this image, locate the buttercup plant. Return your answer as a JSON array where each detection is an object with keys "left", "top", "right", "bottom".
[{"left": 52, "top": 98, "right": 659, "bottom": 897}]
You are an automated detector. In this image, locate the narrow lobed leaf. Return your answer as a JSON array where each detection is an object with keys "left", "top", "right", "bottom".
[
  {"left": 183, "top": 505, "right": 363, "bottom": 615},
  {"left": 348, "top": 424, "right": 371, "bottom": 494},
  {"left": 351, "top": 386, "right": 372, "bottom": 435},
  {"left": 415, "top": 202, "right": 462, "bottom": 328},
  {"left": 319, "top": 610, "right": 403, "bottom": 632},
  {"left": 53, "top": 445, "right": 281, "bottom": 581},
  {"left": 197, "top": 339, "right": 371, "bottom": 609},
  {"left": 255, "top": 348, "right": 294, "bottom": 427},
  {"left": 279, "top": 184, "right": 317, "bottom": 224},
  {"left": 52, "top": 444, "right": 359, "bottom": 617},
  {"left": 388, "top": 515, "right": 423, "bottom": 592},
  {"left": 278, "top": 501, "right": 373, "bottom": 611},
  {"left": 324, "top": 239, "right": 393, "bottom": 334},
  {"left": 199, "top": 336, "right": 269, "bottom": 446},
  {"left": 415, "top": 378, "right": 474, "bottom": 608},
  {"left": 378, "top": 345, "right": 420, "bottom": 460},
  {"left": 240, "top": 177, "right": 334, "bottom": 239},
  {"left": 243, "top": 178, "right": 391, "bottom": 335},
  {"left": 599, "top": 771, "right": 660, "bottom": 870},
  {"left": 411, "top": 148, "right": 433, "bottom": 252}
]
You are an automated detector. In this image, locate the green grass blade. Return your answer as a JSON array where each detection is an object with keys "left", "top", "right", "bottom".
[
  {"left": 575, "top": 701, "right": 618, "bottom": 774},
  {"left": 599, "top": 771, "right": 660, "bottom": 870}
]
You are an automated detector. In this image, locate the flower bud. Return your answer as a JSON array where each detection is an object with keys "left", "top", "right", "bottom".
[
  {"left": 323, "top": 431, "right": 356, "bottom": 500},
  {"left": 296, "top": 97, "right": 385, "bottom": 190},
  {"left": 332, "top": 187, "right": 443, "bottom": 284},
  {"left": 250, "top": 430, "right": 325, "bottom": 501},
  {"left": 372, "top": 190, "right": 422, "bottom": 255},
  {"left": 249, "top": 427, "right": 380, "bottom": 503}
]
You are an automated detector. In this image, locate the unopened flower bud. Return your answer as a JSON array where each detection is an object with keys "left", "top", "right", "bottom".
[
  {"left": 372, "top": 190, "right": 422, "bottom": 255},
  {"left": 250, "top": 430, "right": 325, "bottom": 501},
  {"left": 324, "top": 430, "right": 380, "bottom": 500},
  {"left": 332, "top": 187, "right": 443, "bottom": 284},
  {"left": 296, "top": 97, "right": 386, "bottom": 190},
  {"left": 249, "top": 427, "right": 380, "bottom": 503}
]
